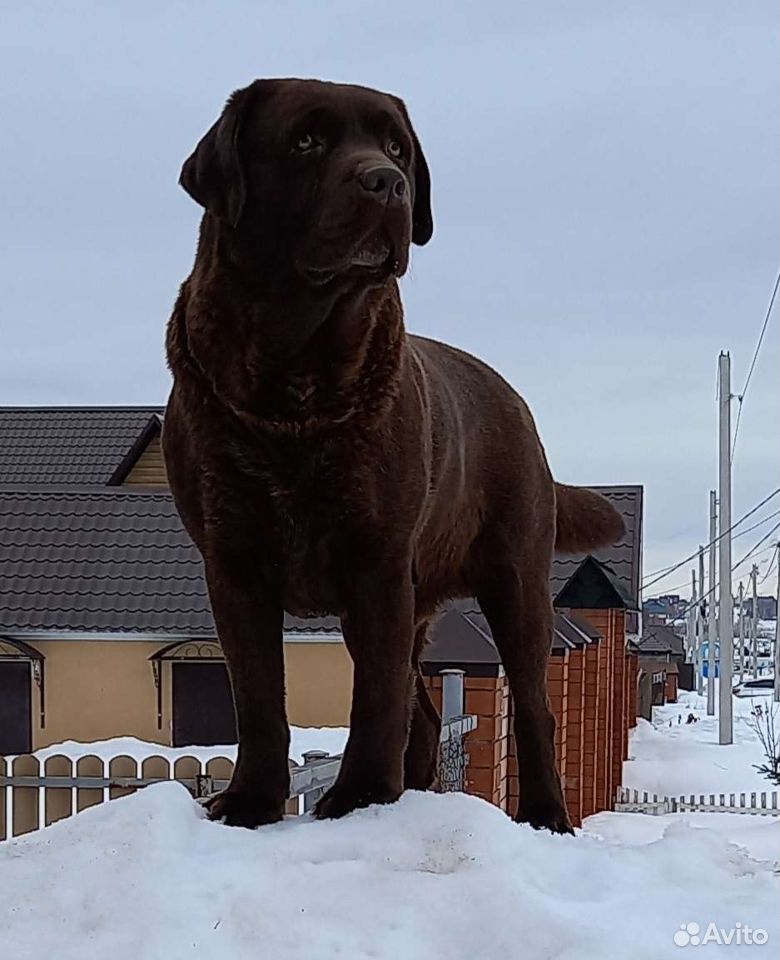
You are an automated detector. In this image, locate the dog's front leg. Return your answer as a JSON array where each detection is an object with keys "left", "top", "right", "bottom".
[
  {"left": 201, "top": 542, "right": 289, "bottom": 828},
  {"left": 315, "top": 555, "right": 415, "bottom": 819}
]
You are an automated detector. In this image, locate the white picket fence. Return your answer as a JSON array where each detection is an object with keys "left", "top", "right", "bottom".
[
  {"left": 615, "top": 785, "right": 780, "bottom": 816},
  {"left": 0, "top": 750, "right": 341, "bottom": 840},
  {"left": 1, "top": 712, "right": 478, "bottom": 840}
]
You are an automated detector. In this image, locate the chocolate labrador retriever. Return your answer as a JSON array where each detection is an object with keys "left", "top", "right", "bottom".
[{"left": 163, "top": 78, "right": 624, "bottom": 834}]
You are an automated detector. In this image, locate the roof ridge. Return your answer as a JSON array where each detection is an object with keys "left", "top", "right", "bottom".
[{"left": 0, "top": 405, "right": 165, "bottom": 412}]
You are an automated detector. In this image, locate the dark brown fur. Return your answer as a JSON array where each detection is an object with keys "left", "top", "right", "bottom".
[{"left": 163, "top": 78, "right": 624, "bottom": 833}]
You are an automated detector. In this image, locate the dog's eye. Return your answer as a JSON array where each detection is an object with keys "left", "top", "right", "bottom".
[
  {"left": 386, "top": 139, "right": 402, "bottom": 159},
  {"left": 295, "top": 133, "right": 317, "bottom": 153}
]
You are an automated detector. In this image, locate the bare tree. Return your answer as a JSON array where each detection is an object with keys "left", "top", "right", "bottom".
[{"left": 746, "top": 702, "right": 780, "bottom": 785}]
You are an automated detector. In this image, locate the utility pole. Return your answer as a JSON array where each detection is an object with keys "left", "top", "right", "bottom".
[
  {"left": 717, "top": 351, "right": 733, "bottom": 745},
  {"left": 750, "top": 564, "right": 759, "bottom": 678},
  {"left": 707, "top": 490, "right": 717, "bottom": 715},
  {"left": 687, "top": 568, "right": 698, "bottom": 680},
  {"left": 737, "top": 582, "right": 745, "bottom": 681},
  {"left": 697, "top": 545, "right": 705, "bottom": 695},
  {"left": 774, "top": 546, "right": 780, "bottom": 703}
]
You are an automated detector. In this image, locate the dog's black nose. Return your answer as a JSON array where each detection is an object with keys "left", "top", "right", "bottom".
[{"left": 358, "top": 165, "right": 406, "bottom": 203}]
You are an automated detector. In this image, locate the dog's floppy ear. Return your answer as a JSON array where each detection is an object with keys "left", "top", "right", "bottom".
[
  {"left": 179, "top": 81, "right": 266, "bottom": 228},
  {"left": 393, "top": 97, "right": 433, "bottom": 246}
]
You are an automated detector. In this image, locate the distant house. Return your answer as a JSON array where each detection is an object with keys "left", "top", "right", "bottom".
[
  {"left": 635, "top": 622, "right": 686, "bottom": 713},
  {"left": 742, "top": 596, "right": 778, "bottom": 621},
  {"left": 0, "top": 404, "right": 643, "bottom": 829},
  {"left": 642, "top": 594, "right": 688, "bottom": 623},
  {"left": 637, "top": 623, "right": 685, "bottom": 662}
]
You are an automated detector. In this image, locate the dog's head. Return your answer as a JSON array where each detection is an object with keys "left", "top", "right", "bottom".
[{"left": 180, "top": 78, "right": 433, "bottom": 287}]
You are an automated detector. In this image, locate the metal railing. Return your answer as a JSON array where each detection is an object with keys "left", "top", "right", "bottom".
[{"left": 438, "top": 714, "right": 478, "bottom": 791}]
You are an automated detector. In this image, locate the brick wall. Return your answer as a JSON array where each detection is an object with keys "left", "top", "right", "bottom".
[
  {"left": 627, "top": 652, "right": 638, "bottom": 729},
  {"left": 610, "top": 610, "right": 626, "bottom": 793},
  {"left": 563, "top": 646, "right": 585, "bottom": 826},
  {"left": 581, "top": 639, "right": 601, "bottom": 819},
  {"left": 425, "top": 605, "right": 635, "bottom": 824}
]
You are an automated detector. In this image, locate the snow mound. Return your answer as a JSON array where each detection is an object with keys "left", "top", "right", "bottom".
[{"left": 1, "top": 786, "right": 777, "bottom": 959}]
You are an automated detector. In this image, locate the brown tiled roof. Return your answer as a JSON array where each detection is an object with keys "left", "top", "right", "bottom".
[
  {"left": 0, "top": 407, "right": 164, "bottom": 486},
  {"left": 0, "top": 484, "right": 635, "bottom": 641},
  {"left": 550, "top": 485, "right": 642, "bottom": 607},
  {"left": 0, "top": 407, "right": 641, "bottom": 645},
  {"left": 638, "top": 622, "right": 685, "bottom": 658},
  {"left": 0, "top": 487, "right": 339, "bottom": 637},
  {"left": 421, "top": 601, "right": 604, "bottom": 668}
]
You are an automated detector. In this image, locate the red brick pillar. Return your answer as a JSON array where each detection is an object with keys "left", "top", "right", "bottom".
[
  {"left": 621, "top": 648, "right": 636, "bottom": 759},
  {"left": 425, "top": 672, "right": 509, "bottom": 808},
  {"left": 610, "top": 610, "right": 626, "bottom": 807},
  {"left": 547, "top": 651, "right": 569, "bottom": 809},
  {"left": 627, "top": 652, "right": 638, "bottom": 729},
  {"left": 577, "top": 610, "right": 613, "bottom": 813},
  {"left": 563, "top": 647, "right": 585, "bottom": 827},
  {"left": 581, "top": 639, "right": 601, "bottom": 819}
]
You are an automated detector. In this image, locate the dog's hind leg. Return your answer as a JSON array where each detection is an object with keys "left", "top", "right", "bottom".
[{"left": 473, "top": 534, "right": 573, "bottom": 834}]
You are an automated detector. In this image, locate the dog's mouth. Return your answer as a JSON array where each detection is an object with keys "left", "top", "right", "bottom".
[
  {"left": 301, "top": 234, "right": 400, "bottom": 287},
  {"left": 349, "top": 236, "right": 391, "bottom": 269}
]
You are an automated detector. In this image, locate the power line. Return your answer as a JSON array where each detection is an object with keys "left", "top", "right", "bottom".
[
  {"left": 759, "top": 543, "right": 779, "bottom": 586},
  {"left": 734, "top": 523, "right": 780, "bottom": 570},
  {"left": 641, "top": 488, "right": 780, "bottom": 589},
  {"left": 643, "top": 513, "right": 780, "bottom": 599},
  {"left": 732, "top": 269, "right": 780, "bottom": 461},
  {"left": 668, "top": 522, "right": 780, "bottom": 626}
]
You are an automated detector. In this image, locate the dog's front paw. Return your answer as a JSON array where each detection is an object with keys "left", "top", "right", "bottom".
[
  {"left": 314, "top": 777, "right": 401, "bottom": 820},
  {"left": 202, "top": 789, "right": 285, "bottom": 829}
]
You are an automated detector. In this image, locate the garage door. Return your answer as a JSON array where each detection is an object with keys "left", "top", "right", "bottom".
[
  {"left": 0, "top": 662, "right": 32, "bottom": 755},
  {"left": 172, "top": 662, "right": 237, "bottom": 747}
]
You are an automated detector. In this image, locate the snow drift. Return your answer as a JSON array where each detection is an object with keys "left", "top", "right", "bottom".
[{"left": 1, "top": 784, "right": 777, "bottom": 960}]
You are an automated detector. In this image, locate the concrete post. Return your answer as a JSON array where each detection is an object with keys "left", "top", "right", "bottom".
[
  {"left": 717, "top": 351, "right": 733, "bottom": 745},
  {"left": 441, "top": 669, "right": 465, "bottom": 722}
]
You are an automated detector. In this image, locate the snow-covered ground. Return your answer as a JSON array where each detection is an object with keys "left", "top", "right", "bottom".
[
  {"left": 2, "top": 691, "right": 778, "bottom": 958},
  {"left": 19, "top": 728, "right": 349, "bottom": 766},
  {"left": 1, "top": 782, "right": 777, "bottom": 960},
  {"left": 583, "top": 809, "right": 778, "bottom": 862},
  {"left": 623, "top": 689, "right": 774, "bottom": 796}
]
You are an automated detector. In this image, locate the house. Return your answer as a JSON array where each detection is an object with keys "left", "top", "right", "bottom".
[
  {"left": 0, "top": 406, "right": 643, "bottom": 822},
  {"left": 742, "top": 596, "right": 778, "bottom": 621},
  {"left": 642, "top": 594, "right": 688, "bottom": 624},
  {"left": 635, "top": 622, "right": 685, "bottom": 709}
]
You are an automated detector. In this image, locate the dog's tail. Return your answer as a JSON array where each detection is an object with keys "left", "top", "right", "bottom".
[{"left": 554, "top": 483, "right": 625, "bottom": 554}]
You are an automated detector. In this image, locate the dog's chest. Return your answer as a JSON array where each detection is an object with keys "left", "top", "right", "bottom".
[{"left": 248, "top": 445, "right": 352, "bottom": 616}]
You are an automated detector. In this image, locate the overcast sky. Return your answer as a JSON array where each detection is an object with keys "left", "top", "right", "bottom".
[{"left": 1, "top": 2, "right": 777, "bottom": 597}]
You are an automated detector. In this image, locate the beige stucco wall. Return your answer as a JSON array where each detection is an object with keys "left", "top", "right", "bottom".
[
  {"left": 285, "top": 642, "right": 353, "bottom": 727},
  {"left": 32, "top": 639, "right": 167, "bottom": 750},
  {"left": 27, "top": 638, "right": 352, "bottom": 750}
]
